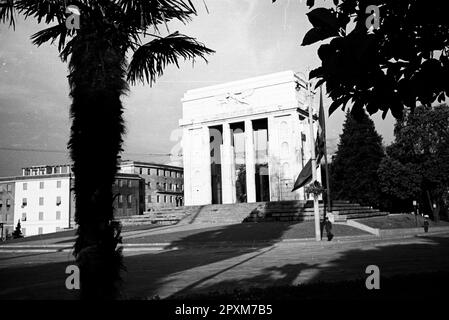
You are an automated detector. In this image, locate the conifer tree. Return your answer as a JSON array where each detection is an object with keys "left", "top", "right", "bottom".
[
  {"left": 330, "top": 108, "right": 384, "bottom": 207},
  {"left": 12, "top": 220, "right": 23, "bottom": 239}
]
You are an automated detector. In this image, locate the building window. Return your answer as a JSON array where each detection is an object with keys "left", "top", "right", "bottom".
[
  {"left": 127, "top": 195, "right": 133, "bottom": 204},
  {"left": 119, "top": 180, "right": 123, "bottom": 188},
  {"left": 22, "top": 198, "right": 27, "bottom": 207},
  {"left": 7, "top": 184, "right": 12, "bottom": 191},
  {"left": 6, "top": 199, "right": 11, "bottom": 207},
  {"left": 23, "top": 183, "right": 27, "bottom": 190},
  {"left": 39, "top": 197, "right": 44, "bottom": 206},
  {"left": 163, "top": 183, "right": 167, "bottom": 190},
  {"left": 39, "top": 181, "right": 44, "bottom": 189},
  {"left": 170, "top": 196, "right": 173, "bottom": 203},
  {"left": 56, "top": 180, "right": 61, "bottom": 188},
  {"left": 22, "top": 213, "right": 27, "bottom": 221},
  {"left": 127, "top": 180, "right": 133, "bottom": 188},
  {"left": 118, "top": 195, "right": 123, "bottom": 203},
  {"left": 139, "top": 168, "right": 143, "bottom": 174},
  {"left": 39, "top": 212, "right": 44, "bottom": 221},
  {"left": 148, "top": 195, "right": 152, "bottom": 203},
  {"left": 56, "top": 227, "right": 61, "bottom": 232},
  {"left": 164, "top": 196, "right": 167, "bottom": 203},
  {"left": 38, "top": 227, "right": 43, "bottom": 235},
  {"left": 156, "top": 195, "right": 160, "bottom": 203},
  {"left": 56, "top": 211, "right": 61, "bottom": 220},
  {"left": 56, "top": 196, "right": 61, "bottom": 206},
  {"left": 22, "top": 228, "right": 26, "bottom": 236},
  {"left": 147, "top": 182, "right": 151, "bottom": 188}
]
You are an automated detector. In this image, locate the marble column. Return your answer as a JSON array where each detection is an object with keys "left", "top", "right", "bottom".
[
  {"left": 245, "top": 119, "right": 256, "bottom": 203},
  {"left": 221, "top": 123, "right": 235, "bottom": 204},
  {"left": 202, "top": 126, "right": 212, "bottom": 205}
]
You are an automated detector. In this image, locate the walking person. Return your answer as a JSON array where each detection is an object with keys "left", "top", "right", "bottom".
[
  {"left": 324, "top": 216, "right": 334, "bottom": 241},
  {"left": 423, "top": 215, "right": 430, "bottom": 233}
]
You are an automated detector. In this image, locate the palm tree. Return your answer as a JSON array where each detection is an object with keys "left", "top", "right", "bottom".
[{"left": 1, "top": 0, "right": 213, "bottom": 299}]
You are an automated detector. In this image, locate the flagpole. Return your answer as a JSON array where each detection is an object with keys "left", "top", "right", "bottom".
[
  {"left": 320, "top": 87, "right": 332, "bottom": 214},
  {"left": 307, "top": 81, "right": 321, "bottom": 241}
]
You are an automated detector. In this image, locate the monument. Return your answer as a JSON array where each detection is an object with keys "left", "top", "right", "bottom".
[{"left": 180, "top": 71, "right": 321, "bottom": 206}]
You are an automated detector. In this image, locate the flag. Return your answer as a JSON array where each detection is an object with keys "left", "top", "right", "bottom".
[
  {"left": 292, "top": 86, "right": 326, "bottom": 192},
  {"left": 315, "top": 86, "right": 326, "bottom": 163},
  {"left": 292, "top": 159, "right": 313, "bottom": 191}
]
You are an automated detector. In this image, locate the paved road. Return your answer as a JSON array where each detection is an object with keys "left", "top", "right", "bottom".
[{"left": 1, "top": 231, "right": 448, "bottom": 299}]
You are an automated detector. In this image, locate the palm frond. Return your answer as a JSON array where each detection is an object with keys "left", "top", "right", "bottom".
[
  {"left": 117, "top": 0, "right": 196, "bottom": 31},
  {"left": 14, "top": 0, "right": 67, "bottom": 24},
  {"left": 0, "top": 0, "right": 16, "bottom": 28},
  {"left": 31, "top": 22, "right": 71, "bottom": 52},
  {"left": 127, "top": 31, "right": 214, "bottom": 85}
]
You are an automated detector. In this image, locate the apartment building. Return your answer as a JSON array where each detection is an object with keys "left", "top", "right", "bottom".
[
  {"left": 113, "top": 173, "right": 145, "bottom": 217},
  {"left": 14, "top": 164, "right": 75, "bottom": 237},
  {"left": 0, "top": 179, "right": 16, "bottom": 239},
  {"left": 119, "top": 161, "right": 184, "bottom": 212}
]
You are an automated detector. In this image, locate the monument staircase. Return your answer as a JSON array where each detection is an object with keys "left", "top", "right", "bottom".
[{"left": 118, "top": 200, "right": 388, "bottom": 226}]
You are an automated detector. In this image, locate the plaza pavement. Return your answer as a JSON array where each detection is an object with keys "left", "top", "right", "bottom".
[{"left": 0, "top": 221, "right": 448, "bottom": 299}]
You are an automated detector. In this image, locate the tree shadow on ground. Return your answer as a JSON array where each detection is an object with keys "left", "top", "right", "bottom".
[
  {"left": 121, "top": 219, "right": 308, "bottom": 298},
  {"left": 0, "top": 219, "right": 305, "bottom": 299},
  {"left": 163, "top": 234, "right": 449, "bottom": 299},
  {"left": 0, "top": 252, "right": 78, "bottom": 300}
]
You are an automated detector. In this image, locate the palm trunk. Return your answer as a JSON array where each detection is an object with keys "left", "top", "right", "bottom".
[{"left": 68, "top": 29, "right": 127, "bottom": 299}]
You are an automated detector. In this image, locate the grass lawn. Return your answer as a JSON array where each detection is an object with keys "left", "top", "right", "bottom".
[
  {"left": 169, "top": 271, "right": 449, "bottom": 300},
  {"left": 125, "top": 221, "right": 369, "bottom": 244},
  {"left": 356, "top": 214, "right": 449, "bottom": 230}
]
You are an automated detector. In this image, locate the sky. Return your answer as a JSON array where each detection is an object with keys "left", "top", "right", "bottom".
[{"left": 0, "top": 0, "right": 395, "bottom": 177}]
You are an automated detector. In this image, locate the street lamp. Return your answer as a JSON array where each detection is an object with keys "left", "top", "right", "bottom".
[{"left": 413, "top": 200, "right": 418, "bottom": 228}]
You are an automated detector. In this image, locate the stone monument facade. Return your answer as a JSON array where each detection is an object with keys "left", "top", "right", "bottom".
[{"left": 180, "top": 71, "right": 321, "bottom": 206}]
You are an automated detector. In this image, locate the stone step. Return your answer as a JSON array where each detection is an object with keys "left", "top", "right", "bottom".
[
  {"left": 119, "top": 200, "right": 389, "bottom": 225},
  {"left": 337, "top": 212, "right": 389, "bottom": 219}
]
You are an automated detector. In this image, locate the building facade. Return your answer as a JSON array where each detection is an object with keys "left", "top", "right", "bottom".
[
  {"left": 113, "top": 173, "right": 145, "bottom": 217},
  {"left": 0, "top": 179, "right": 16, "bottom": 239},
  {"left": 14, "top": 164, "right": 75, "bottom": 237},
  {"left": 118, "top": 161, "right": 184, "bottom": 211},
  {"left": 180, "top": 71, "right": 321, "bottom": 206}
]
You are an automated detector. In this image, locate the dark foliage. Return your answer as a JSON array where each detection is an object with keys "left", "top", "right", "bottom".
[
  {"left": 330, "top": 108, "right": 384, "bottom": 207},
  {"left": 379, "top": 104, "right": 449, "bottom": 220},
  {"left": 12, "top": 220, "right": 23, "bottom": 239},
  {"left": 274, "top": 0, "right": 449, "bottom": 118}
]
